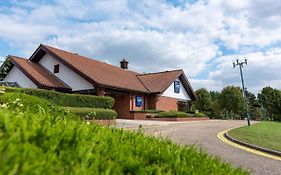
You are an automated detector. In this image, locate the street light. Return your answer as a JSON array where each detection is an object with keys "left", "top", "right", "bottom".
[{"left": 233, "top": 58, "right": 251, "bottom": 126}]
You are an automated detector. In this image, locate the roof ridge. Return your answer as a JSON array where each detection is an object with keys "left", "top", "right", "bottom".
[
  {"left": 137, "top": 69, "right": 183, "bottom": 76},
  {"left": 9, "top": 55, "right": 27, "bottom": 60},
  {"left": 41, "top": 44, "right": 140, "bottom": 74}
]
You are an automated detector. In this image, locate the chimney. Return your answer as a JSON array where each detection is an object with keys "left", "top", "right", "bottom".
[{"left": 120, "top": 58, "right": 129, "bottom": 69}]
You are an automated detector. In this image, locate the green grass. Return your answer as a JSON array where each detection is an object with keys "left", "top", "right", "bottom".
[
  {"left": 228, "top": 122, "right": 281, "bottom": 152},
  {"left": 63, "top": 107, "right": 117, "bottom": 120}
]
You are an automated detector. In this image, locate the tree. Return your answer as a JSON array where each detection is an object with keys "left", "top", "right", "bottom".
[
  {"left": 259, "top": 86, "right": 281, "bottom": 121},
  {"left": 209, "top": 91, "right": 222, "bottom": 119},
  {"left": 219, "top": 86, "right": 243, "bottom": 119},
  {"left": 193, "top": 88, "right": 212, "bottom": 113},
  {"left": 0, "top": 56, "right": 13, "bottom": 80}
]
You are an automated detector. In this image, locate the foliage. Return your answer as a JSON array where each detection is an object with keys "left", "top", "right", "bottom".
[
  {"left": 0, "top": 56, "right": 13, "bottom": 80},
  {"left": 194, "top": 88, "right": 212, "bottom": 113},
  {"left": 228, "top": 122, "right": 281, "bottom": 152},
  {"left": 5, "top": 87, "right": 114, "bottom": 109},
  {"left": 63, "top": 107, "right": 117, "bottom": 120},
  {"left": 259, "top": 86, "right": 281, "bottom": 121},
  {"left": 219, "top": 86, "right": 244, "bottom": 119},
  {"left": 0, "top": 109, "right": 248, "bottom": 174},
  {"left": 156, "top": 110, "right": 206, "bottom": 118},
  {"left": 131, "top": 110, "right": 164, "bottom": 113},
  {"left": 194, "top": 112, "right": 206, "bottom": 117},
  {"left": 0, "top": 92, "right": 69, "bottom": 116}
]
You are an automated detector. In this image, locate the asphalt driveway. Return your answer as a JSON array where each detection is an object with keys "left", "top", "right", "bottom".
[{"left": 116, "top": 119, "right": 281, "bottom": 175}]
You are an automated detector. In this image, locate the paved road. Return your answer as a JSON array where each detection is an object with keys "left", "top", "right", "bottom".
[{"left": 116, "top": 119, "right": 281, "bottom": 175}]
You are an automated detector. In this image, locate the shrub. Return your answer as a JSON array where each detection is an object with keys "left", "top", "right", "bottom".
[
  {"left": 156, "top": 110, "right": 192, "bottom": 118},
  {"left": 0, "top": 92, "right": 62, "bottom": 115},
  {"left": 63, "top": 107, "right": 117, "bottom": 120},
  {"left": 155, "top": 111, "right": 207, "bottom": 118},
  {"left": 131, "top": 110, "right": 164, "bottom": 113},
  {"left": 5, "top": 87, "right": 114, "bottom": 108},
  {"left": 194, "top": 112, "right": 206, "bottom": 117},
  {"left": 0, "top": 109, "right": 248, "bottom": 175}
]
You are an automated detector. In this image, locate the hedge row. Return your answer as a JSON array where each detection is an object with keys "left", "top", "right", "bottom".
[
  {"left": 156, "top": 110, "right": 206, "bottom": 118},
  {"left": 0, "top": 109, "right": 248, "bottom": 174},
  {"left": 0, "top": 92, "right": 69, "bottom": 117},
  {"left": 63, "top": 107, "right": 117, "bottom": 120},
  {"left": 130, "top": 110, "right": 164, "bottom": 113},
  {"left": 5, "top": 87, "right": 114, "bottom": 109}
]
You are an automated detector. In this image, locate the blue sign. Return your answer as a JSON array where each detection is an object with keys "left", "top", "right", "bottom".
[
  {"left": 136, "top": 96, "right": 142, "bottom": 107},
  {"left": 174, "top": 81, "right": 180, "bottom": 93}
]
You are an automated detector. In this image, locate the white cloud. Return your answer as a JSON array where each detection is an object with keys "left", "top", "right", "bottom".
[{"left": 0, "top": 0, "right": 281, "bottom": 93}]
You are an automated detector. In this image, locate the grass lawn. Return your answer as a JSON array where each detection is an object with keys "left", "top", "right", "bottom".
[{"left": 228, "top": 121, "right": 281, "bottom": 152}]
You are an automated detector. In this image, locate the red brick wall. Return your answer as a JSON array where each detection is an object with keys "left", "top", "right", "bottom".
[
  {"left": 130, "top": 94, "right": 145, "bottom": 111},
  {"left": 147, "top": 94, "right": 157, "bottom": 109},
  {"left": 113, "top": 95, "right": 131, "bottom": 119},
  {"left": 156, "top": 96, "right": 178, "bottom": 111}
]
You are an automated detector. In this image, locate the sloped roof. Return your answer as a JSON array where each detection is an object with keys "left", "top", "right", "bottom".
[
  {"left": 137, "top": 70, "right": 183, "bottom": 93},
  {"left": 26, "top": 44, "right": 196, "bottom": 100},
  {"left": 10, "top": 56, "right": 71, "bottom": 91},
  {"left": 31, "top": 44, "right": 149, "bottom": 93},
  {"left": 138, "top": 70, "right": 197, "bottom": 100}
]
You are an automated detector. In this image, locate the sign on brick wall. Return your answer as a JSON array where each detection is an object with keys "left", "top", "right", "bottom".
[{"left": 136, "top": 96, "right": 142, "bottom": 107}]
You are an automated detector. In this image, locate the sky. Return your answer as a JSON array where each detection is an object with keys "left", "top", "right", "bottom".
[{"left": 0, "top": 0, "right": 281, "bottom": 94}]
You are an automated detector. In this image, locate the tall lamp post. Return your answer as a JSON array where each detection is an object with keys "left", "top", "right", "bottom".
[{"left": 233, "top": 58, "right": 251, "bottom": 126}]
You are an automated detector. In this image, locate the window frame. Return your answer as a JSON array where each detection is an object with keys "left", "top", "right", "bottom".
[{"left": 53, "top": 64, "right": 60, "bottom": 73}]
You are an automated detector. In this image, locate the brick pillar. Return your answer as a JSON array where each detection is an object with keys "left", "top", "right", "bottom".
[{"left": 97, "top": 87, "right": 105, "bottom": 96}]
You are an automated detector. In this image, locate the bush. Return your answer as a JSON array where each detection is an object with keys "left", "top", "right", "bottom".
[
  {"left": 63, "top": 107, "right": 117, "bottom": 120},
  {"left": 156, "top": 110, "right": 192, "bottom": 118},
  {"left": 155, "top": 111, "right": 207, "bottom": 118},
  {"left": 194, "top": 112, "right": 206, "bottom": 117},
  {"left": 5, "top": 87, "right": 114, "bottom": 109},
  {"left": 131, "top": 110, "right": 164, "bottom": 113},
  {"left": 0, "top": 109, "right": 248, "bottom": 175},
  {"left": 0, "top": 92, "right": 63, "bottom": 115}
]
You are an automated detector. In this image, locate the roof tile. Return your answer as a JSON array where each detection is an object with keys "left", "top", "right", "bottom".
[
  {"left": 43, "top": 45, "right": 149, "bottom": 92},
  {"left": 10, "top": 56, "right": 71, "bottom": 91},
  {"left": 137, "top": 70, "right": 183, "bottom": 93}
]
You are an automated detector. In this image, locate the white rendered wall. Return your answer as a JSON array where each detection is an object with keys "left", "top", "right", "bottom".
[
  {"left": 4, "top": 67, "right": 37, "bottom": 88},
  {"left": 162, "top": 78, "right": 191, "bottom": 101},
  {"left": 39, "top": 54, "right": 93, "bottom": 91}
]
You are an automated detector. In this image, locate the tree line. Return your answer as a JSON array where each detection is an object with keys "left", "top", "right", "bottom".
[{"left": 193, "top": 86, "right": 281, "bottom": 121}]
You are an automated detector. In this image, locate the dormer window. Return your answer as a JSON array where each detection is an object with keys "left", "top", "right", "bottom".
[{"left": 54, "top": 64, "right": 60, "bottom": 73}]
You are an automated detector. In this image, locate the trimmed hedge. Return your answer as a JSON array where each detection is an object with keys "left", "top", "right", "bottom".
[
  {"left": 5, "top": 87, "right": 114, "bottom": 109},
  {"left": 63, "top": 107, "right": 117, "bottom": 120},
  {"left": 131, "top": 110, "right": 164, "bottom": 113},
  {"left": 156, "top": 110, "right": 206, "bottom": 118},
  {"left": 0, "top": 109, "right": 248, "bottom": 175},
  {"left": 0, "top": 92, "right": 66, "bottom": 116}
]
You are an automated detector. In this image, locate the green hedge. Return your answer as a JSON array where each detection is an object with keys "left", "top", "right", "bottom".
[
  {"left": 5, "top": 87, "right": 114, "bottom": 109},
  {"left": 156, "top": 110, "right": 206, "bottom": 118},
  {"left": 131, "top": 110, "right": 164, "bottom": 113},
  {"left": 0, "top": 92, "right": 67, "bottom": 116},
  {"left": 63, "top": 107, "right": 117, "bottom": 120},
  {"left": 0, "top": 109, "right": 248, "bottom": 174}
]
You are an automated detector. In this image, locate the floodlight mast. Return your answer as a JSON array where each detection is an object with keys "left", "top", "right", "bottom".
[{"left": 233, "top": 58, "right": 251, "bottom": 126}]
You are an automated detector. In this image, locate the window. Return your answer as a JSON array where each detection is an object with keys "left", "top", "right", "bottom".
[
  {"left": 174, "top": 81, "right": 180, "bottom": 93},
  {"left": 53, "top": 64, "right": 60, "bottom": 73}
]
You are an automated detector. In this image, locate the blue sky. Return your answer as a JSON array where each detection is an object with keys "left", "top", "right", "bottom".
[{"left": 1, "top": 0, "right": 281, "bottom": 93}]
